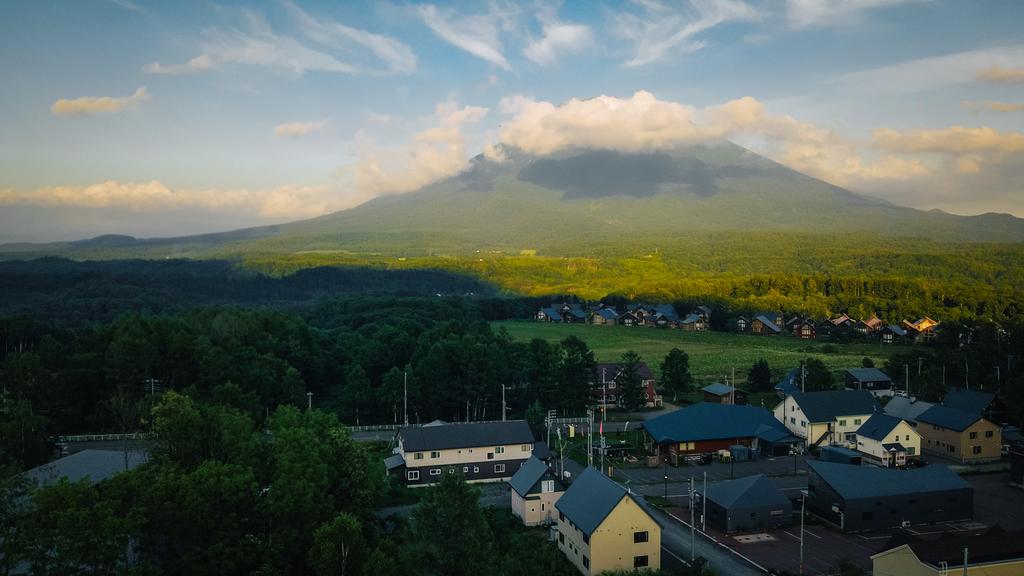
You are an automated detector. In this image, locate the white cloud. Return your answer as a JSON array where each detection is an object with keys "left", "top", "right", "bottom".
[
  {"left": 976, "top": 65, "right": 1024, "bottom": 84},
  {"left": 51, "top": 87, "right": 150, "bottom": 116},
  {"left": 873, "top": 126, "right": 1024, "bottom": 155},
  {"left": 283, "top": 0, "right": 417, "bottom": 75},
  {"left": 785, "top": 0, "right": 916, "bottom": 29},
  {"left": 962, "top": 100, "right": 1024, "bottom": 114},
  {"left": 143, "top": 54, "right": 214, "bottom": 75},
  {"left": 834, "top": 44, "right": 1024, "bottom": 94},
  {"left": 522, "top": 5, "right": 593, "bottom": 66},
  {"left": 273, "top": 120, "right": 329, "bottom": 138},
  {"left": 0, "top": 180, "right": 347, "bottom": 219},
  {"left": 417, "top": 2, "right": 519, "bottom": 70},
  {"left": 611, "top": 0, "right": 759, "bottom": 67},
  {"left": 352, "top": 100, "right": 489, "bottom": 196}
]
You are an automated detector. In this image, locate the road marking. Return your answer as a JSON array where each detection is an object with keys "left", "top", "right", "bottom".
[
  {"left": 783, "top": 531, "right": 800, "bottom": 541},
  {"left": 662, "top": 546, "right": 691, "bottom": 567},
  {"left": 803, "top": 529, "right": 822, "bottom": 539}
]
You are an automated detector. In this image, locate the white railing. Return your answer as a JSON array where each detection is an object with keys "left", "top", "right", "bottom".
[{"left": 57, "top": 432, "right": 153, "bottom": 443}]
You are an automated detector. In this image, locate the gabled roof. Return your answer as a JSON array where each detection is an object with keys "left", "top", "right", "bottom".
[
  {"left": 701, "top": 474, "right": 789, "bottom": 510},
  {"left": 555, "top": 467, "right": 631, "bottom": 536},
  {"left": 754, "top": 423, "right": 798, "bottom": 444},
  {"left": 400, "top": 420, "right": 534, "bottom": 452},
  {"left": 595, "top": 308, "right": 619, "bottom": 320},
  {"left": 844, "top": 368, "right": 892, "bottom": 383},
  {"left": 385, "top": 453, "right": 405, "bottom": 471},
  {"left": 753, "top": 315, "right": 781, "bottom": 333},
  {"left": 857, "top": 413, "right": 905, "bottom": 441},
  {"left": 564, "top": 304, "right": 587, "bottom": 319},
  {"left": 22, "top": 449, "right": 148, "bottom": 488},
  {"left": 595, "top": 362, "right": 654, "bottom": 383},
  {"left": 775, "top": 368, "right": 800, "bottom": 394},
  {"left": 916, "top": 405, "right": 982, "bottom": 432},
  {"left": 883, "top": 396, "right": 934, "bottom": 422},
  {"left": 642, "top": 403, "right": 788, "bottom": 444},
  {"left": 882, "top": 443, "right": 906, "bottom": 452},
  {"left": 830, "top": 313, "right": 853, "bottom": 325},
  {"left": 680, "top": 313, "right": 703, "bottom": 324},
  {"left": 695, "top": 305, "right": 713, "bottom": 316},
  {"left": 540, "top": 307, "right": 563, "bottom": 321},
  {"left": 654, "top": 304, "right": 679, "bottom": 321},
  {"left": 789, "top": 389, "right": 878, "bottom": 423},
  {"left": 533, "top": 441, "right": 552, "bottom": 460},
  {"left": 807, "top": 460, "right": 971, "bottom": 500},
  {"left": 941, "top": 387, "right": 995, "bottom": 415},
  {"left": 509, "top": 456, "right": 562, "bottom": 497},
  {"left": 702, "top": 382, "right": 736, "bottom": 396},
  {"left": 875, "top": 527, "right": 1024, "bottom": 568},
  {"left": 883, "top": 324, "right": 907, "bottom": 336}
]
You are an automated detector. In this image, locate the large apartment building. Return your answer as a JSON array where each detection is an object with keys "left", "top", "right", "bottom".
[{"left": 386, "top": 420, "right": 536, "bottom": 487}]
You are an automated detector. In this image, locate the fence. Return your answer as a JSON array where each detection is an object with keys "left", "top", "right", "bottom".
[{"left": 57, "top": 433, "right": 153, "bottom": 443}]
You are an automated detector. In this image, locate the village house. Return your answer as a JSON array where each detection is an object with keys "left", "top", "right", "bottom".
[
  {"left": 880, "top": 324, "right": 908, "bottom": 344},
  {"left": 386, "top": 420, "right": 536, "bottom": 487},
  {"left": 773, "top": 390, "right": 879, "bottom": 450},
  {"left": 555, "top": 467, "right": 661, "bottom": 575},
  {"left": 593, "top": 363, "right": 662, "bottom": 409},
  {"left": 844, "top": 367, "right": 895, "bottom": 397},
  {"left": 856, "top": 314, "right": 884, "bottom": 334},
  {"left": 678, "top": 312, "right": 706, "bottom": 331},
  {"left": 618, "top": 311, "right": 640, "bottom": 327},
  {"left": 750, "top": 314, "right": 782, "bottom": 335},
  {"left": 791, "top": 318, "right": 817, "bottom": 340},
  {"left": 872, "top": 527, "right": 1024, "bottom": 576},
  {"left": 590, "top": 307, "right": 619, "bottom": 326},
  {"left": 509, "top": 456, "right": 565, "bottom": 526},
  {"left": 854, "top": 413, "right": 921, "bottom": 467},
  {"left": 643, "top": 403, "right": 799, "bottom": 464},
  {"left": 733, "top": 315, "right": 749, "bottom": 332},
  {"left": 915, "top": 405, "right": 1002, "bottom": 463},
  {"left": 701, "top": 382, "right": 747, "bottom": 405},
  {"left": 902, "top": 317, "right": 940, "bottom": 343}
]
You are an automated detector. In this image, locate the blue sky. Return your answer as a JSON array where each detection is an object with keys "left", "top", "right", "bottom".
[{"left": 1, "top": 0, "right": 1023, "bottom": 241}]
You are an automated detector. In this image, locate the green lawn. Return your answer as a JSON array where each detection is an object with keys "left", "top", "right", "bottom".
[{"left": 492, "top": 320, "right": 912, "bottom": 387}]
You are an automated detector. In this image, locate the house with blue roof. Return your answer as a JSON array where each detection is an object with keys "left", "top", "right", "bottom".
[
  {"left": 773, "top": 389, "right": 879, "bottom": 450},
  {"left": 916, "top": 404, "right": 1002, "bottom": 463},
  {"left": 591, "top": 307, "right": 619, "bottom": 326},
  {"left": 806, "top": 460, "right": 973, "bottom": 532},
  {"left": 854, "top": 413, "right": 921, "bottom": 467},
  {"left": 844, "top": 367, "right": 894, "bottom": 397},
  {"left": 694, "top": 474, "right": 792, "bottom": 533},
  {"left": 642, "top": 402, "right": 799, "bottom": 464},
  {"left": 701, "top": 382, "right": 747, "bottom": 405},
  {"left": 555, "top": 467, "right": 661, "bottom": 575},
  {"left": 509, "top": 456, "right": 564, "bottom": 526}
]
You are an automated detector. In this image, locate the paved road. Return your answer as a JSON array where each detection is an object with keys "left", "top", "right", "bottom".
[{"left": 651, "top": 505, "right": 765, "bottom": 576}]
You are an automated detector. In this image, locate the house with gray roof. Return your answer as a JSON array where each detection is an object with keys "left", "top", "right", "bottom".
[
  {"left": 806, "top": 460, "right": 973, "bottom": 532},
  {"left": 701, "top": 382, "right": 746, "bottom": 405},
  {"left": 22, "top": 449, "right": 148, "bottom": 488},
  {"left": 390, "top": 420, "right": 535, "bottom": 486},
  {"left": 643, "top": 402, "right": 798, "bottom": 462},
  {"left": 854, "top": 413, "right": 921, "bottom": 467},
  {"left": 509, "top": 456, "right": 564, "bottom": 526},
  {"left": 555, "top": 467, "right": 661, "bottom": 575},
  {"left": 750, "top": 314, "right": 782, "bottom": 335},
  {"left": 694, "top": 474, "right": 792, "bottom": 533},
  {"left": 916, "top": 405, "right": 1002, "bottom": 463},
  {"left": 773, "top": 389, "right": 879, "bottom": 449},
  {"left": 882, "top": 395, "right": 935, "bottom": 424},
  {"left": 844, "top": 367, "right": 894, "bottom": 397}
]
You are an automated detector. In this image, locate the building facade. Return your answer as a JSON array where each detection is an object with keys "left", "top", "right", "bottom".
[
  {"left": 509, "top": 456, "right": 564, "bottom": 526},
  {"left": 390, "top": 420, "right": 535, "bottom": 486},
  {"left": 855, "top": 413, "right": 921, "bottom": 467},
  {"left": 916, "top": 406, "right": 1002, "bottom": 463}
]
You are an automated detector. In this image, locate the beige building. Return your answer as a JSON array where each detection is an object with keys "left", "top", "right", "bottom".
[
  {"left": 509, "top": 456, "right": 564, "bottom": 526},
  {"left": 773, "top": 390, "right": 878, "bottom": 449},
  {"left": 915, "top": 405, "right": 1002, "bottom": 463},
  {"left": 855, "top": 413, "right": 921, "bottom": 467},
  {"left": 555, "top": 467, "right": 661, "bottom": 575},
  {"left": 387, "top": 420, "right": 535, "bottom": 487},
  {"left": 872, "top": 527, "right": 1024, "bottom": 575}
]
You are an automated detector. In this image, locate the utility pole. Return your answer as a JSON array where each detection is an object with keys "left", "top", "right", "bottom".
[
  {"left": 306, "top": 391, "right": 313, "bottom": 411},
  {"left": 690, "top": 476, "right": 695, "bottom": 563},
  {"left": 965, "top": 361, "right": 969, "bottom": 390},
  {"left": 962, "top": 546, "right": 968, "bottom": 576},
  {"left": 917, "top": 357, "right": 923, "bottom": 375},
  {"left": 731, "top": 367, "right": 736, "bottom": 405},
  {"left": 801, "top": 361, "right": 806, "bottom": 393},
  {"left": 501, "top": 384, "right": 507, "bottom": 422},
  {"left": 403, "top": 371, "right": 409, "bottom": 427},
  {"left": 905, "top": 364, "right": 910, "bottom": 395},
  {"left": 702, "top": 471, "right": 707, "bottom": 532},
  {"left": 799, "top": 493, "right": 806, "bottom": 575},
  {"left": 587, "top": 408, "right": 594, "bottom": 468}
]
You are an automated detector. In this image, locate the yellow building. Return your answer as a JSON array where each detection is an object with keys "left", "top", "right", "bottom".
[
  {"left": 872, "top": 527, "right": 1024, "bottom": 576},
  {"left": 555, "top": 467, "right": 661, "bottom": 575},
  {"left": 915, "top": 405, "right": 1002, "bottom": 463},
  {"left": 509, "top": 456, "right": 564, "bottom": 526},
  {"left": 773, "top": 390, "right": 878, "bottom": 449},
  {"left": 855, "top": 413, "right": 921, "bottom": 467}
]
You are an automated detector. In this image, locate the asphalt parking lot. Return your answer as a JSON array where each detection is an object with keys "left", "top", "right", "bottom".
[{"left": 614, "top": 453, "right": 807, "bottom": 485}]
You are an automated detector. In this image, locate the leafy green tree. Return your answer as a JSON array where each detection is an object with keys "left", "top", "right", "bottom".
[
  {"left": 412, "top": 472, "right": 492, "bottom": 576},
  {"left": 151, "top": 390, "right": 205, "bottom": 469},
  {"left": 309, "top": 513, "right": 365, "bottom": 576},
  {"left": 524, "top": 400, "right": 545, "bottom": 438},
  {"left": 523, "top": 338, "right": 562, "bottom": 408},
  {"left": 802, "top": 358, "right": 834, "bottom": 392},
  {"left": 747, "top": 359, "right": 772, "bottom": 392},
  {"left": 617, "top": 350, "right": 645, "bottom": 412},
  {"left": 559, "top": 336, "right": 596, "bottom": 413},
  {"left": 0, "top": 459, "right": 30, "bottom": 576},
  {"left": 343, "top": 363, "right": 372, "bottom": 426},
  {"left": 659, "top": 347, "right": 693, "bottom": 402},
  {"left": 0, "top": 397, "right": 50, "bottom": 469},
  {"left": 861, "top": 357, "right": 875, "bottom": 368}
]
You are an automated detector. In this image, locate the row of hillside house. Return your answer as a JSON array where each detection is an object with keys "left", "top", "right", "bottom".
[
  {"left": 592, "top": 362, "right": 663, "bottom": 409},
  {"left": 734, "top": 312, "right": 941, "bottom": 344},
  {"left": 385, "top": 420, "right": 538, "bottom": 487},
  {"left": 537, "top": 302, "right": 712, "bottom": 331},
  {"left": 883, "top": 387, "right": 1005, "bottom": 464}
]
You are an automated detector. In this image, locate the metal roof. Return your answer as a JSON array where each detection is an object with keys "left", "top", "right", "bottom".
[
  {"left": 857, "top": 413, "right": 905, "bottom": 441},
  {"left": 702, "top": 383, "right": 736, "bottom": 396},
  {"left": 807, "top": 460, "right": 971, "bottom": 500},
  {"left": 876, "top": 526, "right": 1024, "bottom": 568},
  {"left": 22, "top": 449, "right": 148, "bottom": 488},
  {"left": 883, "top": 396, "right": 934, "bottom": 422},
  {"left": 789, "top": 389, "right": 878, "bottom": 423},
  {"left": 916, "top": 405, "right": 982, "bottom": 432},
  {"left": 700, "top": 474, "right": 789, "bottom": 510},
  {"left": 540, "top": 307, "right": 563, "bottom": 321},
  {"left": 384, "top": 453, "right": 405, "bottom": 471},
  {"left": 941, "top": 387, "right": 995, "bottom": 415},
  {"left": 508, "top": 456, "right": 561, "bottom": 497},
  {"left": 595, "top": 308, "right": 619, "bottom": 320},
  {"left": 654, "top": 304, "right": 679, "bottom": 321},
  {"left": 754, "top": 315, "right": 781, "bottom": 333},
  {"left": 642, "top": 402, "right": 788, "bottom": 444},
  {"left": 399, "top": 420, "right": 534, "bottom": 452},
  {"left": 554, "top": 467, "right": 628, "bottom": 536},
  {"left": 844, "top": 368, "right": 892, "bottom": 383}
]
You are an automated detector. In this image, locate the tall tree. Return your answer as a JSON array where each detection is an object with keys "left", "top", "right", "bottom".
[
  {"left": 343, "top": 363, "right": 372, "bottom": 426},
  {"left": 802, "top": 358, "right": 834, "bottom": 392},
  {"left": 616, "top": 351, "right": 644, "bottom": 412},
  {"left": 659, "top": 348, "right": 693, "bottom": 402},
  {"left": 559, "top": 337, "right": 596, "bottom": 414},
  {"left": 411, "top": 472, "right": 492, "bottom": 576},
  {"left": 747, "top": 359, "right": 772, "bottom": 393},
  {"left": 524, "top": 400, "right": 545, "bottom": 438},
  {"left": 308, "top": 513, "right": 365, "bottom": 576}
]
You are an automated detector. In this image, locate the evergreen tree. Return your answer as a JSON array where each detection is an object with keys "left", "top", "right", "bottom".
[
  {"left": 802, "top": 358, "right": 834, "bottom": 391},
  {"left": 617, "top": 351, "right": 645, "bottom": 412},
  {"left": 747, "top": 359, "right": 772, "bottom": 392},
  {"left": 659, "top": 348, "right": 693, "bottom": 402},
  {"left": 412, "top": 472, "right": 492, "bottom": 576},
  {"left": 559, "top": 336, "right": 596, "bottom": 413}
]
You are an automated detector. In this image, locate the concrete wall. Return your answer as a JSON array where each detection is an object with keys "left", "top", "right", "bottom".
[
  {"left": 589, "top": 497, "right": 661, "bottom": 574},
  {"left": 512, "top": 489, "right": 562, "bottom": 527},
  {"left": 873, "top": 545, "right": 1024, "bottom": 576},
  {"left": 919, "top": 418, "right": 1001, "bottom": 463}
]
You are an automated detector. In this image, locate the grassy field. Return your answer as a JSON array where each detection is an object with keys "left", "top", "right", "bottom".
[{"left": 492, "top": 321, "right": 911, "bottom": 386}]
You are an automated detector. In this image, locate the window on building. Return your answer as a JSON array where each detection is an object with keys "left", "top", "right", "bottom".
[
  {"left": 522, "top": 444, "right": 531, "bottom": 451},
  {"left": 582, "top": 534, "right": 589, "bottom": 545},
  {"left": 495, "top": 446, "right": 505, "bottom": 454},
  {"left": 972, "top": 445, "right": 982, "bottom": 454},
  {"left": 907, "top": 447, "right": 916, "bottom": 456},
  {"left": 473, "top": 466, "right": 480, "bottom": 473},
  {"left": 542, "top": 480, "right": 555, "bottom": 493},
  {"left": 634, "top": 555, "right": 649, "bottom": 568},
  {"left": 495, "top": 464, "right": 506, "bottom": 473},
  {"left": 463, "top": 466, "right": 468, "bottom": 473},
  {"left": 790, "top": 417, "right": 796, "bottom": 424},
  {"left": 429, "top": 469, "right": 441, "bottom": 476},
  {"left": 948, "top": 445, "right": 955, "bottom": 453},
  {"left": 634, "top": 531, "right": 649, "bottom": 543},
  {"left": 414, "top": 452, "right": 424, "bottom": 460},
  {"left": 854, "top": 418, "right": 862, "bottom": 425},
  {"left": 559, "top": 532, "right": 564, "bottom": 544},
  {"left": 970, "top": 432, "right": 977, "bottom": 439},
  {"left": 985, "top": 430, "right": 994, "bottom": 438},
  {"left": 407, "top": 470, "right": 419, "bottom": 481},
  {"left": 839, "top": 419, "right": 847, "bottom": 426},
  {"left": 582, "top": 556, "right": 589, "bottom": 569},
  {"left": 801, "top": 421, "right": 807, "bottom": 427},
  {"left": 448, "top": 468, "right": 455, "bottom": 474},
  {"left": 430, "top": 451, "right": 441, "bottom": 459},
  {"left": 488, "top": 453, "right": 495, "bottom": 460}
]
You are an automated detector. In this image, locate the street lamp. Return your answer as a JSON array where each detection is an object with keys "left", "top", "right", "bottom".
[{"left": 663, "top": 457, "right": 669, "bottom": 499}]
